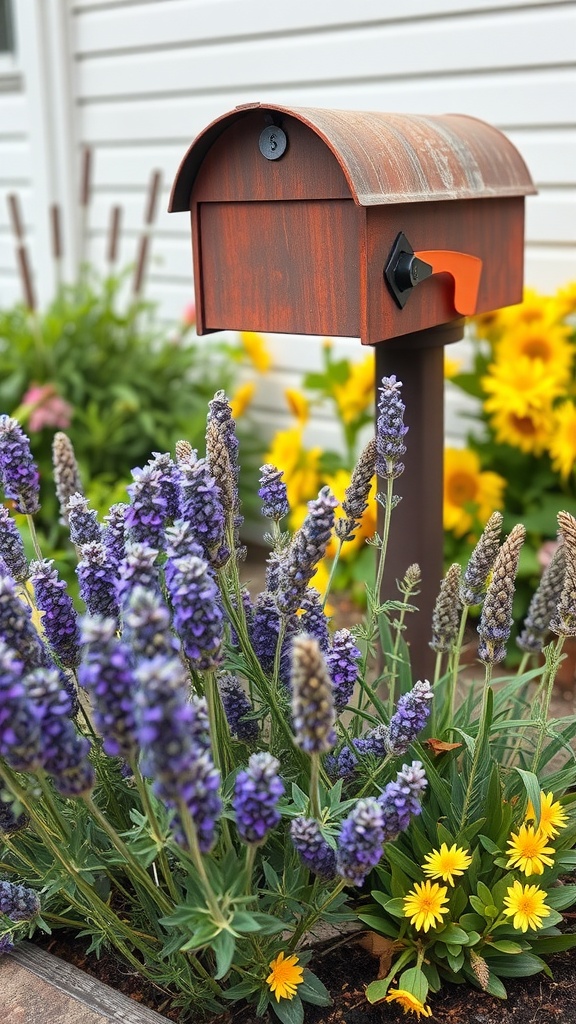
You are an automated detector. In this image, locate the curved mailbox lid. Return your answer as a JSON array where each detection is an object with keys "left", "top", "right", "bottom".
[{"left": 169, "top": 102, "right": 536, "bottom": 211}]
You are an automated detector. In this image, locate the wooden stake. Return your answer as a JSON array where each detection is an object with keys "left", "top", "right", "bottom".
[
  {"left": 7, "top": 193, "right": 36, "bottom": 311},
  {"left": 132, "top": 170, "right": 162, "bottom": 298}
]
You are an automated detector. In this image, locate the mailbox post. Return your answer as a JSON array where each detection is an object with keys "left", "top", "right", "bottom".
[{"left": 169, "top": 102, "right": 535, "bottom": 680}]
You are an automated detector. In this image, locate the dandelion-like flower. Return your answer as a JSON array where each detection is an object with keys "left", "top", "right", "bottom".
[
  {"left": 506, "top": 824, "right": 555, "bottom": 875},
  {"left": 379, "top": 761, "right": 428, "bottom": 840},
  {"left": 387, "top": 679, "right": 433, "bottom": 755},
  {"left": 258, "top": 464, "right": 289, "bottom": 522},
  {"left": 0, "top": 415, "right": 40, "bottom": 515},
  {"left": 335, "top": 437, "right": 376, "bottom": 542},
  {"left": 29, "top": 559, "right": 80, "bottom": 669},
  {"left": 336, "top": 797, "right": 385, "bottom": 885},
  {"left": 403, "top": 880, "right": 449, "bottom": 932},
  {"left": 460, "top": 511, "right": 503, "bottom": 606},
  {"left": 291, "top": 635, "right": 336, "bottom": 755},
  {"left": 430, "top": 564, "right": 462, "bottom": 653},
  {"left": 326, "top": 629, "right": 361, "bottom": 710},
  {"left": 217, "top": 673, "right": 258, "bottom": 743},
  {"left": 232, "top": 752, "right": 284, "bottom": 845},
  {"left": 525, "top": 791, "right": 569, "bottom": 838},
  {"left": 266, "top": 952, "right": 304, "bottom": 1002},
  {"left": 290, "top": 817, "right": 336, "bottom": 878},
  {"left": 79, "top": 615, "right": 139, "bottom": 761},
  {"left": 0, "top": 506, "right": 28, "bottom": 582},
  {"left": 502, "top": 880, "right": 551, "bottom": 932},
  {"left": 276, "top": 487, "right": 338, "bottom": 615},
  {"left": 67, "top": 493, "right": 101, "bottom": 547},
  {"left": 477, "top": 524, "right": 526, "bottom": 663},
  {"left": 422, "top": 843, "right": 472, "bottom": 886},
  {"left": 518, "top": 542, "right": 565, "bottom": 653},
  {"left": 375, "top": 376, "right": 408, "bottom": 480},
  {"left": 52, "top": 432, "right": 83, "bottom": 524},
  {"left": 384, "top": 989, "right": 432, "bottom": 1019},
  {"left": 550, "top": 511, "right": 576, "bottom": 637}
]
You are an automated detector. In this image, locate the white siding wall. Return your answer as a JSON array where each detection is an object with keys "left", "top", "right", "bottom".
[
  {"left": 0, "top": 75, "right": 32, "bottom": 307},
  {"left": 6, "top": 1, "right": 576, "bottom": 448}
]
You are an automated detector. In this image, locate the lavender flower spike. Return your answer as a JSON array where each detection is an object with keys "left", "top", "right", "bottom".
[
  {"left": 518, "top": 541, "right": 565, "bottom": 653},
  {"left": 335, "top": 437, "right": 377, "bottom": 543},
  {"left": 259, "top": 464, "right": 289, "bottom": 522},
  {"left": 378, "top": 760, "right": 428, "bottom": 841},
  {"left": 218, "top": 672, "right": 258, "bottom": 743},
  {"left": 135, "top": 654, "right": 222, "bottom": 851},
  {"left": 478, "top": 524, "right": 526, "bottom": 663},
  {"left": 67, "top": 493, "right": 101, "bottom": 547},
  {"left": 165, "top": 554, "right": 224, "bottom": 671},
  {"left": 27, "top": 667, "right": 94, "bottom": 797},
  {"left": 336, "top": 797, "right": 385, "bottom": 886},
  {"left": 0, "top": 415, "right": 40, "bottom": 515},
  {"left": 276, "top": 487, "right": 338, "bottom": 615},
  {"left": 0, "top": 506, "right": 28, "bottom": 582},
  {"left": 79, "top": 616, "right": 139, "bottom": 761},
  {"left": 125, "top": 464, "right": 169, "bottom": 550},
  {"left": 290, "top": 817, "right": 336, "bottom": 878},
  {"left": 102, "top": 503, "right": 127, "bottom": 572},
  {"left": 291, "top": 635, "right": 336, "bottom": 755},
  {"left": 375, "top": 376, "right": 408, "bottom": 481},
  {"left": 177, "top": 459, "right": 225, "bottom": 560},
  {"left": 550, "top": 511, "right": 576, "bottom": 638},
  {"left": 0, "top": 640, "right": 42, "bottom": 772},
  {"left": 460, "top": 511, "right": 503, "bottom": 607},
  {"left": 30, "top": 559, "right": 81, "bottom": 669},
  {"left": 76, "top": 541, "right": 119, "bottom": 622},
  {"left": 233, "top": 752, "right": 284, "bottom": 845},
  {"left": 326, "top": 629, "right": 361, "bottom": 711},
  {"left": 0, "top": 881, "right": 40, "bottom": 953},
  {"left": 386, "top": 679, "right": 433, "bottom": 756},
  {"left": 430, "top": 564, "right": 462, "bottom": 654}
]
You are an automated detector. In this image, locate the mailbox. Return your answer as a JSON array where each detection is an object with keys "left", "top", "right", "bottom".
[{"left": 169, "top": 103, "right": 536, "bottom": 678}]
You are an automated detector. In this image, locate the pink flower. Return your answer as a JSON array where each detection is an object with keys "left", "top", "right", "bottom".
[
  {"left": 181, "top": 302, "right": 196, "bottom": 327},
  {"left": 22, "top": 384, "right": 73, "bottom": 432}
]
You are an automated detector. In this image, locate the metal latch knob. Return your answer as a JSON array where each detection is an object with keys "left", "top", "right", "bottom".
[{"left": 384, "top": 231, "right": 482, "bottom": 316}]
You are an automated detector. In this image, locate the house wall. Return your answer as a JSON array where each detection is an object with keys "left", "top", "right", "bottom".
[
  {"left": 0, "top": 49, "right": 31, "bottom": 306},
  {"left": 3, "top": 0, "right": 576, "bottom": 449}
]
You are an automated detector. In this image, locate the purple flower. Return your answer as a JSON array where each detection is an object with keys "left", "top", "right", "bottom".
[
  {"left": 122, "top": 586, "right": 180, "bottom": 663},
  {"left": 258, "top": 464, "right": 289, "bottom": 522},
  {"left": 67, "top": 493, "right": 102, "bottom": 547},
  {"left": 376, "top": 376, "right": 408, "bottom": 480},
  {"left": 177, "top": 458, "right": 225, "bottom": 559},
  {"left": 250, "top": 591, "right": 282, "bottom": 672},
  {"left": 291, "top": 635, "right": 336, "bottom": 755},
  {"left": 218, "top": 672, "right": 258, "bottom": 743},
  {"left": 27, "top": 667, "right": 94, "bottom": 797},
  {"left": 0, "top": 506, "right": 28, "bottom": 582},
  {"left": 0, "top": 795, "right": 28, "bottom": 835},
  {"left": 102, "top": 503, "right": 128, "bottom": 572},
  {"left": 115, "top": 541, "right": 161, "bottom": 611},
  {"left": 0, "top": 573, "right": 53, "bottom": 673},
  {"left": 0, "top": 416, "right": 40, "bottom": 515},
  {"left": 290, "top": 817, "right": 336, "bottom": 878},
  {"left": 232, "top": 752, "right": 284, "bottom": 845},
  {"left": 126, "top": 465, "right": 169, "bottom": 549},
  {"left": 166, "top": 554, "right": 223, "bottom": 670},
  {"left": 0, "top": 640, "right": 42, "bottom": 771},
  {"left": 135, "top": 654, "right": 221, "bottom": 851},
  {"left": 77, "top": 542, "right": 119, "bottom": 622},
  {"left": 378, "top": 760, "right": 427, "bottom": 840},
  {"left": 386, "top": 680, "right": 433, "bottom": 756},
  {"left": 29, "top": 559, "right": 80, "bottom": 669},
  {"left": 228, "top": 587, "right": 253, "bottom": 649},
  {"left": 79, "top": 616, "right": 138, "bottom": 761},
  {"left": 207, "top": 390, "right": 240, "bottom": 482},
  {"left": 147, "top": 452, "right": 181, "bottom": 520},
  {"left": 0, "top": 881, "right": 40, "bottom": 921},
  {"left": 276, "top": 488, "right": 337, "bottom": 615},
  {"left": 326, "top": 629, "right": 361, "bottom": 711},
  {"left": 299, "top": 589, "right": 330, "bottom": 652},
  {"left": 164, "top": 520, "right": 204, "bottom": 590},
  {"left": 336, "top": 797, "right": 385, "bottom": 886}
]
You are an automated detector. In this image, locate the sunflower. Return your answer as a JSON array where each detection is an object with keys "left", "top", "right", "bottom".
[
  {"left": 239, "top": 331, "right": 272, "bottom": 373},
  {"left": 229, "top": 381, "right": 255, "bottom": 419},
  {"left": 554, "top": 281, "right": 576, "bottom": 319},
  {"left": 443, "top": 448, "right": 505, "bottom": 538},
  {"left": 284, "top": 388, "right": 309, "bottom": 425},
  {"left": 548, "top": 402, "right": 576, "bottom": 481},
  {"left": 333, "top": 353, "right": 375, "bottom": 425},
  {"left": 266, "top": 951, "right": 304, "bottom": 1001},
  {"left": 403, "top": 880, "right": 450, "bottom": 932},
  {"left": 482, "top": 357, "right": 560, "bottom": 455},
  {"left": 525, "top": 791, "right": 569, "bottom": 838},
  {"left": 385, "top": 989, "right": 432, "bottom": 1018},
  {"left": 494, "top": 320, "right": 573, "bottom": 386},
  {"left": 496, "top": 287, "right": 562, "bottom": 333},
  {"left": 506, "top": 824, "right": 555, "bottom": 875},
  {"left": 422, "top": 843, "right": 472, "bottom": 886},
  {"left": 502, "top": 880, "right": 551, "bottom": 932}
]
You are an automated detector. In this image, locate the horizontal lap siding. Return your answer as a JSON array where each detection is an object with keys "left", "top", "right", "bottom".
[
  {"left": 0, "top": 89, "right": 33, "bottom": 307},
  {"left": 69, "top": 0, "right": 576, "bottom": 447}
]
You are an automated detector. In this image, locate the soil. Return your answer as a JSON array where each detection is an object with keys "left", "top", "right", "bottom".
[{"left": 33, "top": 929, "right": 576, "bottom": 1024}]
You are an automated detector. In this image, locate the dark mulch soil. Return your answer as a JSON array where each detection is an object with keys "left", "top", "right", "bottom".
[{"left": 33, "top": 930, "right": 576, "bottom": 1024}]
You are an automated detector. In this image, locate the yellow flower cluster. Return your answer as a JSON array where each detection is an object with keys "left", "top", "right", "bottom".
[
  {"left": 443, "top": 448, "right": 505, "bottom": 539},
  {"left": 501, "top": 790, "right": 568, "bottom": 932}
]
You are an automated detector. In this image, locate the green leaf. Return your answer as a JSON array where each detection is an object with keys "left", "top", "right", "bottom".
[
  {"left": 212, "top": 930, "right": 236, "bottom": 979},
  {"left": 531, "top": 934, "right": 576, "bottom": 954},
  {"left": 357, "top": 912, "right": 398, "bottom": 937},
  {"left": 488, "top": 940, "right": 524, "bottom": 954},
  {"left": 270, "top": 994, "right": 304, "bottom": 1024},
  {"left": 545, "top": 885, "right": 576, "bottom": 910},
  {"left": 513, "top": 768, "right": 541, "bottom": 823},
  {"left": 481, "top": 952, "right": 548, "bottom": 977},
  {"left": 384, "top": 843, "right": 424, "bottom": 881},
  {"left": 478, "top": 834, "right": 501, "bottom": 854},
  {"left": 382, "top": 897, "right": 405, "bottom": 918},
  {"left": 398, "top": 967, "right": 428, "bottom": 1003},
  {"left": 438, "top": 923, "right": 469, "bottom": 945},
  {"left": 299, "top": 971, "right": 332, "bottom": 1007}
]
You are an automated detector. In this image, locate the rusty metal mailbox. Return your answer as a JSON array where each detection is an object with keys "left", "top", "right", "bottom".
[{"left": 169, "top": 102, "right": 536, "bottom": 676}]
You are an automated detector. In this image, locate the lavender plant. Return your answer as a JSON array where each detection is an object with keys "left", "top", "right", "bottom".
[{"left": 0, "top": 380, "right": 575, "bottom": 1023}]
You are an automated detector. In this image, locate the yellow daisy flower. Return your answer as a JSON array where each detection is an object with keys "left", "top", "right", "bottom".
[
  {"left": 265, "top": 428, "right": 321, "bottom": 508},
  {"left": 239, "top": 331, "right": 271, "bottom": 373},
  {"left": 443, "top": 448, "right": 505, "bottom": 538},
  {"left": 229, "top": 381, "right": 255, "bottom": 419},
  {"left": 385, "top": 988, "right": 432, "bottom": 1018},
  {"left": 549, "top": 402, "right": 576, "bottom": 481},
  {"left": 403, "top": 880, "right": 450, "bottom": 932},
  {"left": 284, "top": 388, "right": 309, "bottom": 425},
  {"left": 494, "top": 320, "right": 573, "bottom": 386},
  {"left": 482, "top": 357, "right": 560, "bottom": 456},
  {"left": 554, "top": 281, "right": 576, "bottom": 319},
  {"left": 266, "top": 951, "right": 304, "bottom": 1002},
  {"left": 506, "top": 824, "right": 555, "bottom": 876},
  {"left": 333, "top": 354, "right": 375, "bottom": 425},
  {"left": 525, "top": 791, "right": 569, "bottom": 838},
  {"left": 502, "top": 880, "right": 551, "bottom": 932},
  {"left": 496, "top": 287, "right": 561, "bottom": 333},
  {"left": 422, "top": 843, "right": 473, "bottom": 886},
  {"left": 473, "top": 308, "right": 504, "bottom": 342}
]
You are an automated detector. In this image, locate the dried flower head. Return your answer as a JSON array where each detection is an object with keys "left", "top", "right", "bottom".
[
  {"left": 550, "top": 511, "right": 576, "bottom": 637},
  {"left": 460, "top": 511, "right": 503, "bottom": 606},
  {"left": 335, "top": 437, "right": 376, "bottom": 542},
  {"left": 291, "top": 635, "right": 336, "bottom": 755},
  {"left": 52, "top": 432, "right": 83, "bottom": 524},
  {"left": 276, "top": 487, "right": 338, "bottom": 615},
  {"left": 518, "top": 541, "right": 565, "bottom": 652},
  {"left": 175, "top": 439, "right": 195, "bottom": 464},
  {"left": 478, "top": 524, "right": 526, "bottom": 664},
  {"left": 430, "top": 563, "right": 462, "bottom": 653}
]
